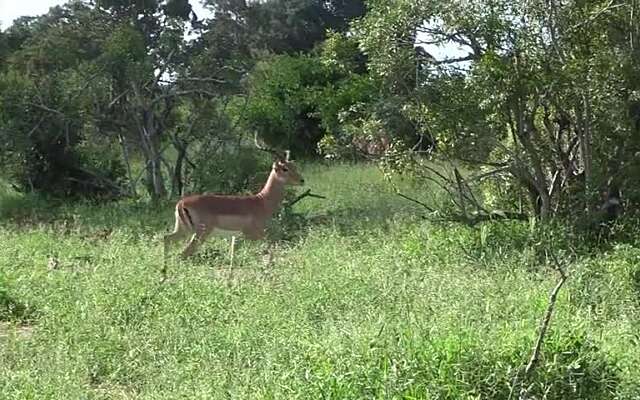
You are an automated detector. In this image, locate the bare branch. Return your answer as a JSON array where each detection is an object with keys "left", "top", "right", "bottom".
[
  {"left": 180, "top": 76, "right": 228, "bottom": 84},
  {"left": 569, "top": 0, "right": 624, "bottom": 31},
  {"left": 459, "top": 158, "right": 511, "bottom": 168},
  {"left": 254, "top": 131, "right": 286, "bottom": 160},
  {"left": 441, "top": 210, "right": 529, "bottom": 226},
  {"left": 27, "top": 116, "right": 46, "bottom": 138},
  {"left": 509, "top": 250, "right": 569, "bottom": 400},
  {"left": 108, "top": 89, "right": 130, "bottom": 109},
  {"left": 151, "top": 89, "right": 218, "bottom": 106},
  {"left": 524, "top": 267, "right": 567, "bottom": 375},
  {"left": 468, "top": 167, "right": 511, "bottom": 182},
  {"left": 28, "top": 103, "right": 64, "bottom": 117},
  {"left": 395, "top": 192, "right": 436, "bottom": 212},
  {"left": 285, "top": 189, "right": 327, "bottom": 208},
  {"left": 150, "top": 49, "right": 175, "bottom": 90},
  {"left": 432, "top": 53, "right": 477, "bottom": 65}
]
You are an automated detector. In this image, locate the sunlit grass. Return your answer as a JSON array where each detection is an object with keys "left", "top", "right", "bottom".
[{"left": 1, "top": 163, "right": 639, "bottom": 398}]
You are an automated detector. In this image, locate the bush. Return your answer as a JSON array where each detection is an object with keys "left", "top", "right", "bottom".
[
  {"left": 189, "top": 147, "right": 272, "bottom": 195},
  {"left": 0, "top": 70, "right": 127, "bottom": 200}
]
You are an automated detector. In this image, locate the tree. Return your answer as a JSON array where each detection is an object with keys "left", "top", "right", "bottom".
[
  {"left": 202, "top": 0, "right": 365, "bottom": 55},
  {"left": 355, "top": 0, "right": 640, "bottom": 222},
  {"left": 0, "top": 3, "right": 127, "bottom": 198},
  {"left": 91, "top": 0, "right": 198, "bottom": 199}
]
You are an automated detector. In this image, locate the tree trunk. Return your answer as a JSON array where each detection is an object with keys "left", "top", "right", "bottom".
[
  {"left": 171, "top": 138, "right": 187, "bottom": 198},
  {"left": 577, "top": 93, "right": 593, "bottom": 211},
  {"left": 118, "top": 134, "right": 137, "bottom": 196},
  {"left": 512, "top": 102, "right": 551, "bottom": 219},
  {"left": 139, "top": 113, "right": 167, "bottom": 200}
]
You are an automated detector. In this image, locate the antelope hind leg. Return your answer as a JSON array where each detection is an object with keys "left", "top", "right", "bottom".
[
  {"left": 163, "top": 230, "right": 189, "bottom": 259},
  {"left": 181, "top": 225, "right": 210, "bottom": 259},
  {"left": 162, "top": 228, "right": 190, "bottom": 282}
]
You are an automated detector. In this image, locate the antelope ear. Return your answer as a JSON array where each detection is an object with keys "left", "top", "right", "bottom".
[{"left": 285, "top": 150, "right": 291, "bottom": 161}]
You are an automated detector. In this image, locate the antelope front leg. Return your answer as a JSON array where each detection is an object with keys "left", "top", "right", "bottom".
[
  {"left": 263, "top": 240, "right": 275, "bottom": 267},
  {"left": 229, "top": 236, "right": 237, "bottom": 268},
  {"left": 243, "top": 226, "right": 271, "bottom": 266}
]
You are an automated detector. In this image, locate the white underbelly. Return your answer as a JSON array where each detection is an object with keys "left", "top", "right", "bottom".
[
  {"left": 211, "top": 228, "right": 239, "bottom": 238},
  {"left": 213, "top": 215, "right": 252, "bottom": 235}
]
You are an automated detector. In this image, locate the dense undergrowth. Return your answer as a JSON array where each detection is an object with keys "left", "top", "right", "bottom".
[{"left": 2, "top": 164, "right": 640, "bottom": 399}]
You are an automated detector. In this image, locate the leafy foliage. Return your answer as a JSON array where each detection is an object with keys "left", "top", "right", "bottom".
[{"left": 355, "top": 0, "right": 640, "bottom": 221}]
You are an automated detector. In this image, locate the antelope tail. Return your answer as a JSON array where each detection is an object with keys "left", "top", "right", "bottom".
[{"left": 177, "top": 201, "right": 194, "bottom": 231}]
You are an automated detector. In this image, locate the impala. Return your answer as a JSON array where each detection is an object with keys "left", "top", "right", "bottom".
[{"left": 163, "top": 136, "right": 304, "bottom": 273}]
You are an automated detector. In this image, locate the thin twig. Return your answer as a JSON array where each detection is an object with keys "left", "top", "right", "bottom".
[
  {"left": 286, "top": 189, "right": 327, "bottom": 208},
  {"left": 524, "top": 265, "right": 567, "bottom": 375},
  {"left": 395, "top": 192, "right": 435, "bottom": 212},
  {"left": 509, "top": 251, "right": 569, "bottom": 399}
]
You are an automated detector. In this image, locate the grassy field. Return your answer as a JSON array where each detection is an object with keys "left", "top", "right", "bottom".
[{"left": 2, "top": 163, "right": 640, "bottom": 399}]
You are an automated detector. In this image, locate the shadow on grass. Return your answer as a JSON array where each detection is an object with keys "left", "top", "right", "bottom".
[
  {"left": 274, "top": 203, "right": 403, "bottom": 243},
  {"left": 0, "top": 192, "right": 64, "bottom": 225},
  {"left": 0, "top": 285, "right": 37, "bottom": 324},
  {"left": 110, "top": 278, "right": 174, "bottom": 331}
]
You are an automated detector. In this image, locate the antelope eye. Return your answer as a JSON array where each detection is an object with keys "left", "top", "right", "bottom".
[{"left": 282, "top": 167, "right": 289, "bottom": 172}]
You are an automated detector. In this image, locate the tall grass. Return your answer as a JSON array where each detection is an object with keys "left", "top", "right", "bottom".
[{"left": 1, "top": 163, "right": 640, "bottom": 399}]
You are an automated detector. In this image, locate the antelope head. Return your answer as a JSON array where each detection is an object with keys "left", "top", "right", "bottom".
[
  {"left": 254, "top": 132, "right": 304, "bottom": 185},
  {"left": 272, "top": 158, "right": 305, "bottom": 186}
]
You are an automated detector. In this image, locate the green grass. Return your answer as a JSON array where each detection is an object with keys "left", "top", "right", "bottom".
[{"left": 1, "top": 163, "right": 640, "bottom": 399}]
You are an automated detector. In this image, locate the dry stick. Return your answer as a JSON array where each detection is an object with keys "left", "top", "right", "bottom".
[
  {"left": 509, "top": 252, "right": 568, "bottom": 400},
  {"left": 525, "top": 269, "right": 567, "bottom": 375},
  {"left": 286, "top": 189, "right": 327, "bottom": 208},
  {"left": 453, "top": 167, "right": 468, "bottom": 217},
  {"left": 395, "top": 192, "right": 436, "bottom": 213},
  {"left": 394, "top": 191, "right": 527, "bottom": 224}
]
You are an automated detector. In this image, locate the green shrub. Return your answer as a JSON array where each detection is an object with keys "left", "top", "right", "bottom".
[{"left": 189, "top": 148, "right": 272, "bottom": 195}]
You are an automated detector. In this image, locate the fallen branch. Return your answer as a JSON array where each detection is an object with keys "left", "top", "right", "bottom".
[
  {"left": 394, "top": 189, "right": 528, "bottom": 225},
  {"left": 395, "top": 192, "right": 435, "bottom": 213},
  {"left": 286, "top": 189, "right": 327, "bottom": 208},
  {"left": 525, "top": 252, "right": 568, "bottom": 375},
  {"left": 444, "top": 210, "right": 529, "bottom": 226},
  {"left": 509, "top": 251, "right": 569, "bottom": 400}
]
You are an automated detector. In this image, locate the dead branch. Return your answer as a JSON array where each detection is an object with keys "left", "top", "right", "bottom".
[
  {"left": 28, "top": 102, "right": 65, "bottom": 117},
  {"left": 179, "top": 76, "right": 227, "bottom": 84},
  {"left": 149, "top": 49, "right": 175, "bottom": 90},
  {"left": 443, "top": 210, "right": 529, "bottom": 226},
  {"left": 286, "top": 189, "right": 327, "bottom": 208},
  {"left": 27, "top": 116, "right": 46, "bottom": 138},
  {"left": 394, "top": 191, "right": 527, "bottom": 224},
  {"left": 468, "top": 167, "right": 511, "bottom": 182},
  {"left": 395, "top": 192, "right": 436, "bottom": 213},
  {"left": 453, "top": 167, "right": 469, "bottom": 217},
  {"left": 432, "top": 54, "right": 477, "bottom": 65},
  {"left": 108, "top": 89, "right": 130, "bottom": 109},
  {"left": 525, "top": 257, "right": 568, "bottom": 375},
  {"left": 457, "top": 166, "right": 489, "bottom": 214},
  {"left": 151, "top": 89, "right": 218, "bottom": 105},
  {"left": 509, "top": 251, "right": 569, "bottom": 400}
]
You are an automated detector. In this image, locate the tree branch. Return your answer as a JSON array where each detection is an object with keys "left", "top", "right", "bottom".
[
  {"left": 151, "top": 89, "right": 217, "bottom": 105},
  {"left": 28, "top": 102, "right": 65, "bottom": 117},
  {"left": 395, "top": 192, "right": 436, "bottom": 212},
  {"left": 509, "top": 250, "right": 569, "bottom": 400},
  {"left": 432, "top": 53, "right": 477, "bottom": 65},
  {"left": 441, "top": 210, "right": 529, "bottom": 226},
  {"left": 285, "top": 189, "right": 327, "bottom": 208},
  {"left": 524, "top": 260, "right": 567, "bottom": 375}
]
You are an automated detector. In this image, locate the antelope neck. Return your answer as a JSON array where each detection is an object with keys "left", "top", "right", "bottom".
[{"left": 257, "top": 169, "right": 286, "bottom": 214}]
